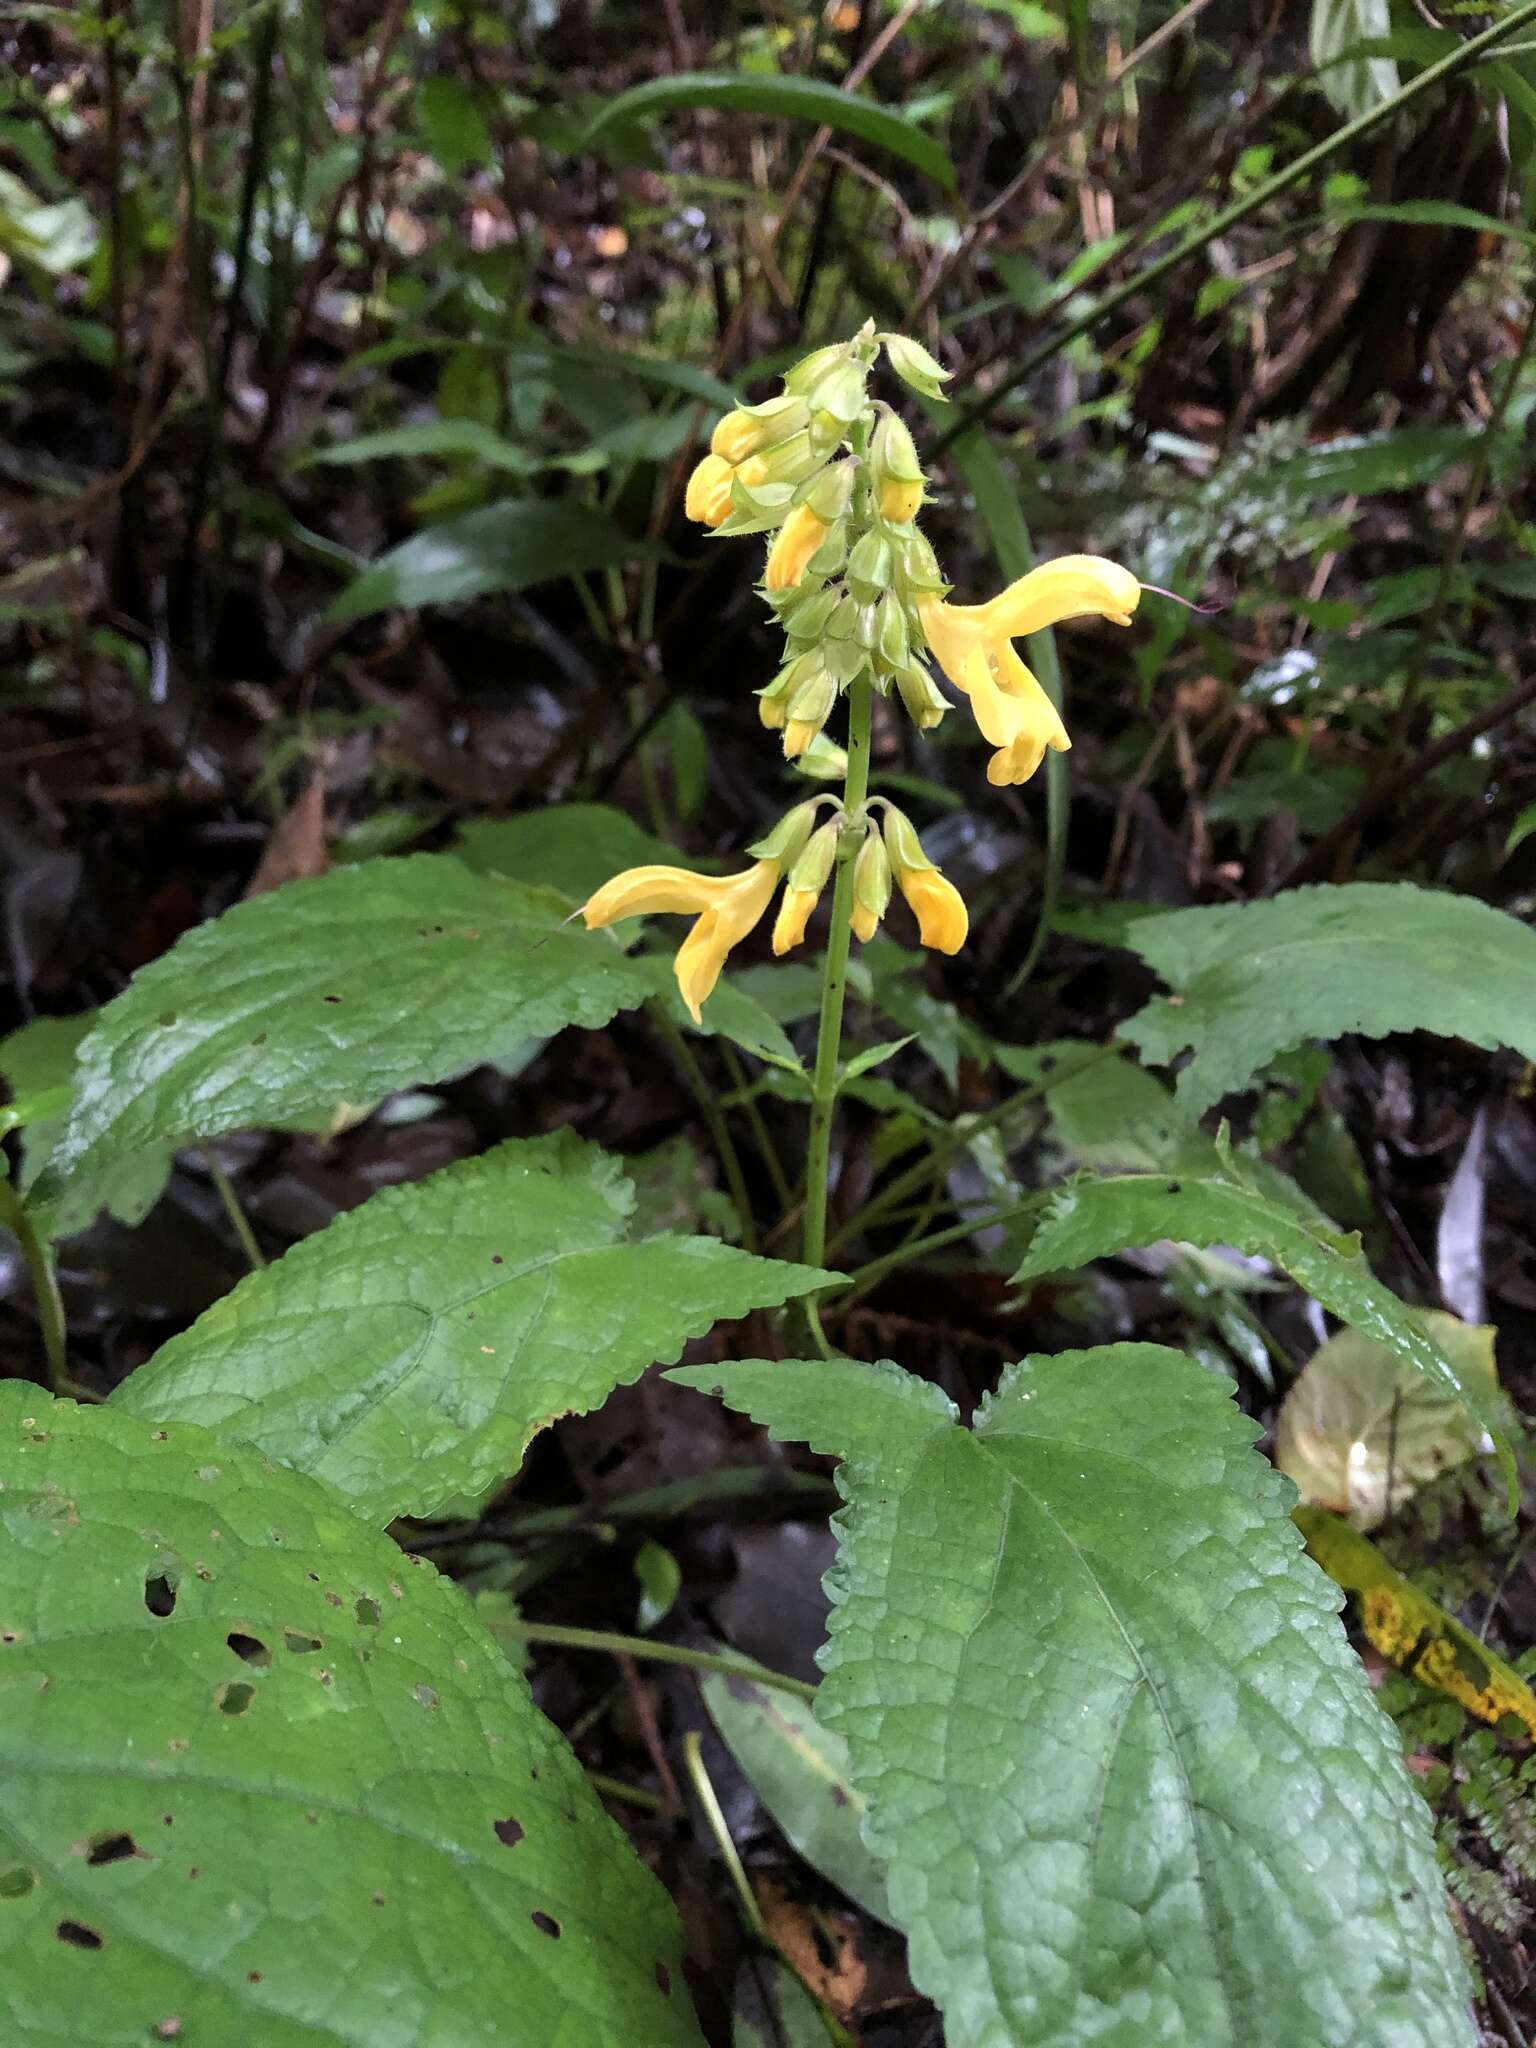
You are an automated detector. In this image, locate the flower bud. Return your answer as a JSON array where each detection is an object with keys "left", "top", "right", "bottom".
[
  {"left": 827, "top": 592, "right": 862, "bottom": 642},
  {"left": 765, "top": 504, "right": 830, "bottom": 592},
  {"left": 756, "top": 650, "right": 816, "bottom": 729},
  {"left": 846, "top": 529, "right": 892, "bottom": 600},
  {"left": 875, "top": 593, "right": 908, "bottom": 668},
  {"left": 747, "top": 799, "right": 822, "bottom": 868},
  {"left": 786, "top": 818, "right": 840, "bottom": 897},
  {"left": 783, "top": 584, "right": 841, "bottom": 643},
  {"left": 806, "top": 519, "right": 848, "bottom": 579},
  {"left": 871, "top": 413, "right": 924, "bottom": 524},
  {"left": 783, "top": 344, "right": 848, "bottom": 396},
  {"left": 802, "top": 459, "right": 856, "bottom": 525},
  {"left": 850, "top": 827, "right": 891, "bottom": 943},
  {"left": 782, "top": 664, "right": 837, "bottom": 757},
  {"left": 881, "top": 801, "right": 935, "bottom": 877},
  {"left": 824, "top": 636, "right": 867, "bottom": 686},
  {"left": 803, "top": 357, "right": 868, "bottom": 427},
  {"left": 685, "top": 452, "right": 735, "bottom": 528},
  {"left": 711, "top": 394, "right": 808, "bottom": 463},
  {"left": 899, "top": 527, "right": 946, "bottom": 595},
  {"left": 895, "top": 661, "right": 949, "bottom": 731},
  {"left": 879, "top": 332, "right": 952, "bottom": 400},
  {"left": 735, "top": 428, "right": 819, "bottom": 492}
]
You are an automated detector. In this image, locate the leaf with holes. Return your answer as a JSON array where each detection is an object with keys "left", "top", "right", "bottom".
[
  {"left": 670, "top": 1351, "right": 1475, "bottom": 2048},
  {"left": 0, "top": 1387, "right": 700, "bottom": 2047},
  {"left": 36, "top": 856, "right": 656, "bottom": 1219},
  {"left": 114, "top": 1133, "right": 830, "bottom": 1524},
  {"left": 1120, "top": 883, "right": 1536, "bottom": 1118},
  {"left": 1013, "top": 1169, "right": 1513, "bottom": 1497}
]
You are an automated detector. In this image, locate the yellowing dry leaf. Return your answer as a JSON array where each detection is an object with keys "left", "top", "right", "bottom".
[{"left": 1275, "top": 1310, "right": 1500, "bottom": 1528}]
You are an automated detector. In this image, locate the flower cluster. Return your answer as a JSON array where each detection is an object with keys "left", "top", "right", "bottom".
[{"left": 582, "top": 326, "right": 1141, "bottom": 1022}]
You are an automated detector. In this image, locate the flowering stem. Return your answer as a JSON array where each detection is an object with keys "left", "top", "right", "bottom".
[{"left": 801, "top": 668, "right": 874, "bottom": 1278}]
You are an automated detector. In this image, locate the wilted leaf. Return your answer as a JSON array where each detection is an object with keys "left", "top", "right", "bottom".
[{"left": 1276, "top": 1313, "right": 1501, "bottom": 1528}]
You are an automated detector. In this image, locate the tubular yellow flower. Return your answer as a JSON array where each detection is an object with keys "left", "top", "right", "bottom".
[
  {"left": 919, "top": 555, "right": 1139, "bottom": 786},
  {"left": 582, "top": 861, "right": 779, "bottom": 1024},
  {"left": 770, "top": 819, "right": 840, "bottom": 955},
  {"left": 685, "top": 452, "right": 735, "bottom": 528},
  {"left": 896, "top": 866, "right": 968, "bottom": 954},
  {"left": 765, "top": 504, "right": 829, "bottom": 592}
]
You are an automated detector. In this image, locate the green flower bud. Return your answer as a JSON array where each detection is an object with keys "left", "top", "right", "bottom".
[
  {"left": 787, "top": 663, "right": 837, "bottom": 730},
  {"left": 825, "top": 636, "right": 866, "bottom": 685},
  {"left": 876, "top": 593, "right": 908, "bottom": 668},
  {"left": 853, "top": 602, "right": 880, "bottom": 650},
  {"left": 783, "top": 584, "right": 841, "bottom": 643},
  {"left": 846, "top": 529, "right": 893, "bottom": 600},
  {"left": 747, "top": 799, "right": 823, "bottom": 866},
  {"left": 805, "top": 358, "right": 869, "bottom": 426},
  {"left": 853, "top": 826, "right": 892, "bottom": 922},
  {"left": 871, "top": 411, "right": 924, "bottom": 484},
  {"left": 899, "top": 528, "right": 946, "bottom": 595},
  {"left": 878, "top": 332, "right": 952, "bottom": 401},
  {"left": 882, "top": 801, "right": 936, "bottom": 876},
  {"left": 783, "top": 344, "right": 849, "bottom": 396},
  {"left": 827, "top": 592, "right": 862, "bottom": 642},
  {"left": 787, "top": 819, "right": 840, "bottom": 896},
  {"left": 807, "top": 519, "right": 848, "bottom": 579},
  {"left": 895, "top": 661, "right": 950, "bottom": 731},
  {"left": 802, "top": 459, "right": 856, "bottom": 524}
]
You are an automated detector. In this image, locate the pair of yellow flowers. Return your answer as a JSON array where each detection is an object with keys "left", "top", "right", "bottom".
[{"left": 581, "top": 550, "right": 1140, "bottom": 1021}]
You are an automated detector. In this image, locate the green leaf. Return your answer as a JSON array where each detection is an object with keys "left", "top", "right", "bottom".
[
  {"left": 1255, "top": 427, "right": 1485, "bottom": 504},
  {"left": 1013, "top": 1169, "right": 1514, "bottom": 1496},
  {"left": 700, "top": 1656, "right": 892, "bottom": 1925},
  {"left": 455, "top": 803, "right": 712, "bottom": 905},
  {"left": 325, "top": 500, "right": 661, "bottom": 623},
  {"left": 37, "top": 856, "right": 656, "bottom": 1213},
  {"left": 0, "top": 1012, "right": 171, "bottom": 1239},
  {"left": 114, "top": 1134, "right": 831, "bottom": 1523},
  {"left": 671, "top": 1350, "right": 1475, "bottom": 2048},
  {"left": 580, "top": 72, "right": 957, "bottom": 194},
  {"left": 1121, "top": 882, "right": 1536, "bottom": 1117},
  {"left": 416, "top": 73, "right": 493, "bottom": 174},
  {"left": 0, "top": 1386, "right": 700, "bottom": 2046},
  {"left": 299, "top": 418, "right": 537, "bottom": 472},
  {"left": 1334, "top": 199, "right": 1536, "bottom": 246}
]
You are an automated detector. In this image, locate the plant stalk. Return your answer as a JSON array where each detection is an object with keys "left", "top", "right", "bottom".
[
  {"left": 802, "top": 668, "right": 874, "bottom": 1274},
  {"left": 0, "top": 1180, "right": 69, "bottom": 1395},
  {"left": 495, "top": 1619, "right": 817, "bottom": 1703}
]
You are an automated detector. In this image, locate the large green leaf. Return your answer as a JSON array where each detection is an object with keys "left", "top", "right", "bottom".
[
  {"left": 37, "top": 857, "right": 655, "bottom": 1214},
  {"left": 671, "top": 1350, "right": 1474, "bottom": 2048},
  {"left": 325, "top": 500, "right": 662, "bottom": 623},
  {"left": 1309, "top": 0, "right": 1399, "bottom": 121},
  {"left": 580, "top": 72, "right": 957, "bottom": 193},
  {"left": 0, "top": 1387, "right": 700, "bottom": 2046},
  {"left": 455, "top": 803, "right": 712, "bottom": 905},
  {"left": 1013, "top": 1168, "right": 1513, "bottom": 1492},
  {"left": 115, "top": 1134, "right": 829, "bottom": 1524},
  {"left": 1121, "top": 883, "right": 1536, "bottom": 1116}
]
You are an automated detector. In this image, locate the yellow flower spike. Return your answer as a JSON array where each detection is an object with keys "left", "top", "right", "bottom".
[
  {"left": 582, "top": 861, "right": 780, "bottom": 1024},
  {"left": 896, "top": 866, "right": 968, "bottom": 954},
  {"left": 765, "top": 504, "right": 829, "bottom": 592},
  {"left": 685, "top": 451, "right": 735, "bottom": 528}
]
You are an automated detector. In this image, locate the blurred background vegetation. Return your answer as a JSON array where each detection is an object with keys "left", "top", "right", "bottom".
[{"left": 3, "top": 1, "right": 1536, "bottom": 2038}]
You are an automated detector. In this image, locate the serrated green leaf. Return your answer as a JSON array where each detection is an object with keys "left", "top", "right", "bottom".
[
  {"left": 1013, "top": 1169, "right": 1513, "bottom": 1495},
  {"left": 0, "top": 1387, "right": 701, "bottom": 2046},
  {"left": 580, "top": 72, "right": 957, "bottom": 194},
  {"left": 700, "top": 1656, "right": 892, "bottom": 1925},
  {"left": 325, "top": 500, "right": 662, "bottom": 623},
  {"left": 1121, "top": 883, "right": 1536, "bottom": 1117},
  {"left": 114, "top": 1134, "right": 831, "bottom": 1523},
  {"left": 36, "top": 857, "right": 657, "bottom": 1216},
  {"left": 671, "top": 1350, "right": 1475, "bottom": 2048}
]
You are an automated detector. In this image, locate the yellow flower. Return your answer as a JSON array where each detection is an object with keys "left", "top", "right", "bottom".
[
  {"left": 896, "top": 866, "right": 968, "bottom": 954},
  {"left": 919, "top": 554, "right": 1139, "bottom": 787},
  {"left": 685, "top": 452, "right": 735, "bottom": 528},
  {"left": 765, "top": 504, "right": 829, "bottom": 592},
  {"left": 583, "top": 861, "right": 779, "bottom": 1024},
  {"left": 773, "top": 888, "right": 817, "bottom": 955}
]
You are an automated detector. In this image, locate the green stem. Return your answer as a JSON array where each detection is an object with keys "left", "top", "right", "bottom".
[
  {"left": 801, "top": 669, "right": 874, "bottom": 1274},
  {"left": 834, "top": 1193, "right": 1050, "bottom": 1312},
  {"left": 722, "top": 1042, "right": 795, "bottom": 1212},
  {"left": 682, "top": 1730, "right": 766, "bottom": 1939},
  {"left": 651, "top": 1001, "right": 760, "bottom": 1252},
  {"left": 497, "top": 1619, "right": 817, "bottom": 1703},
  {"left": 203, "top": 1148, "right": 266, "bottom": 1272},
  {"left": 937, "top": 0, "right": 1536, "bottom": 449},
  {"left": 0, "top": 1179, "right": 69, "bottom": 1395}
]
